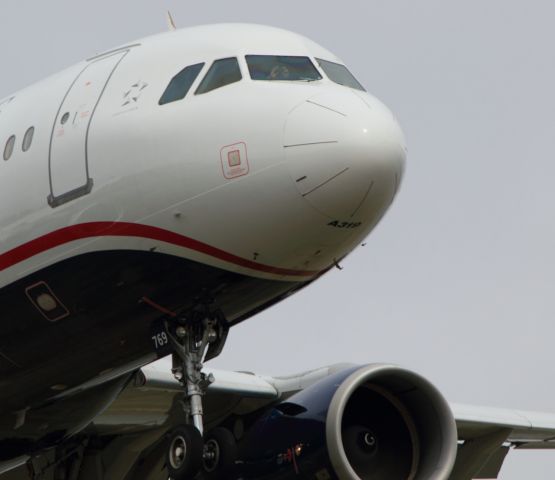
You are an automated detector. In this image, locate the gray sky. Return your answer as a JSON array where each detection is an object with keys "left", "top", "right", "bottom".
[{"left": 2, "top": 1, "right": 555, "bottom": 478}]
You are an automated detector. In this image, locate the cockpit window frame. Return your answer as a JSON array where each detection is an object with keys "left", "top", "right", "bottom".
[
  {"left": 315, "top": 58, "right": 366, "bottom": 92},
  {"left": 159, "top": 62, "right": 205, "bottom": 106},
  {"left": 245, "top": 55, "right": 323, "bottom": 83},
  {"left": 195, "top": 57, "right": 243, "bottom": 95}
]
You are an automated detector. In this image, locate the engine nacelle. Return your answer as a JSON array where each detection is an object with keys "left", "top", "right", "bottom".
[{"left": 239, "top": 364, "right": 457, "bottom": 479}]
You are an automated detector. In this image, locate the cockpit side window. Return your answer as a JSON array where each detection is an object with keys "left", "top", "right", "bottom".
[
  {"left": 316, "top": 59, "right": 366, "bottom": 91},
  {"left": 246, "top": 56, "right": 322, "bottom": 82},
  {"left": 195, "top": 57, "right": 242, "bottom": 95},
  {"left": 159, "top": 63, "right": 205, "bottom": 105}
]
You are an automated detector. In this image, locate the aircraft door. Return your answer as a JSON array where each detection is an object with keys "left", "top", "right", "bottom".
[{"left": 48, "top": 51, "right": 128, "bottom": 207}]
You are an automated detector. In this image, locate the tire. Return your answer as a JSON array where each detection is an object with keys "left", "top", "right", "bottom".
[
  {"left": 202, "top": 427, "right": 238, "bottom": 479},
  {"left": 166, "top": 425, "right": 204, "bottom": 480}
]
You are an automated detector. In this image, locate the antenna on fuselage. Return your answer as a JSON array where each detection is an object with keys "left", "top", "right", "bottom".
[{"left": 166, "top": 11, "right": 177, "bottom": 31}]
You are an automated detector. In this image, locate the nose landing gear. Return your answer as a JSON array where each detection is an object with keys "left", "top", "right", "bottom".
[
  {"left": 166, "top": 425, "right": 204, "bottom": 479},
  {"left": 202, "top": 427, "right": 238, "bottom": 479},
  {"left": 164, "top": 301, "right": 237, "bottom": 479}
]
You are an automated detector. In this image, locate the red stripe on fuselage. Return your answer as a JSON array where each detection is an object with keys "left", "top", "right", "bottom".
[{"left": 0, "top": 222, "right": 318, "bottom": 277}]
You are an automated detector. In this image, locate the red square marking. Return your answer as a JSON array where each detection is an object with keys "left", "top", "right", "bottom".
[
  {"left": 228, "top": 150, "right": 241, "bottom": 167},
  {"left": 220, "top": 142, "right": 249, "bottom": 179}
]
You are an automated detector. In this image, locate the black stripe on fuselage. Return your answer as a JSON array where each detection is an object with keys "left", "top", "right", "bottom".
[{"left": 0, "top": 250, "right": 305, "bottom": 414}]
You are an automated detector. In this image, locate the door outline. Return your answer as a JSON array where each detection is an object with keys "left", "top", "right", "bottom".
[{"left": 47, "top": 49, "right": 131, "bottom": 208}]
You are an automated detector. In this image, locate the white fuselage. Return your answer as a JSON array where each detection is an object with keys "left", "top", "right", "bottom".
[
  {"left": 0, "top": 22, "right": 407, "bottom": 461},
  {"left": 0, "top": 24, "right": 405, "bottom": 287}
]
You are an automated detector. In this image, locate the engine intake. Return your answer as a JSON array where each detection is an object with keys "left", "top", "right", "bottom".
[
  {"left": 239, "top": 364, "right": 457, "bottom": 480},
  {"left": 326, "top": 364, "right": 457, "bottom": 479}
]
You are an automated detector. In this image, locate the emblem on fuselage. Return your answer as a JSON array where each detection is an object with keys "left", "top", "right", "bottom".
[
  {"left": 220, "top": 142, "right": 250, "bottom": 179},
  {"left": 122, "top": 81, "right": 149, "bottom": 107}
]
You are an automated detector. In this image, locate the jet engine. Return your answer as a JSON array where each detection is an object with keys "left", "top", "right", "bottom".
[{"left": 238, "top": 364, "right": 458, "bottom": 479}]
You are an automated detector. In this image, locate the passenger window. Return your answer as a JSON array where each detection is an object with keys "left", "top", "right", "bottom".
[
  {"left": 22, "top": 127, "right": 34, "bottom": 152},
  {"left": 159, "top": 63, "right": 205, "bottom": 105},
  {"left": 315, "top": 58, "right": 366, "bottom": 91},
  {"left": 195, "top": 58, "right": 242, "bottom": 95},
  {"left": 3, "top": 135, "right": 15, "bottom": 161},
  {"left": 246, "top": 56, "right": 322, "bottom": 82}
]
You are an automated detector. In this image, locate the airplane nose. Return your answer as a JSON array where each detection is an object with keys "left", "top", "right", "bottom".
[{"left": 284, "top": 91, "right": 406, "bottom": 221}]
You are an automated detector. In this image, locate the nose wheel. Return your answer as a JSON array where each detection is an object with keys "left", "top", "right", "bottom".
[
  {"left": 202, "top": 427, "right": 238, "bottom": 479},
  {"left": 164, "top": 299, "right": 237, "bottom": 479},
  {"left": 166, "top": 426, "right": 238, "bottom": 480},
  {"left": 166, "top": 425, "right": 204, "bottom": 479}
]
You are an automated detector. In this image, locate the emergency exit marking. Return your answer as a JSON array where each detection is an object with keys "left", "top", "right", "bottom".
[{"left": 221, "top": 142, "right": 249, "bottom": 179}]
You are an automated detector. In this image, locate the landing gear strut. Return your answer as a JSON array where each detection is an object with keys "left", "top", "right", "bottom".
[{"left": 165, "top": 299, "right": 236, "bottom": 479}]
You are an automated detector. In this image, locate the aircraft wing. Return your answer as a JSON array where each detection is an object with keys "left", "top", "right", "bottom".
[
  {"left": 90, "top": 363, "right": 555, "bottom": 480},
  {"left": 453, "top": 402, "right": 555, "bottom": 446},
  {"left": 450, "top": 403, "right": 555, "bottom": 479},
  {"left": 6, "top": 364, "right": 555, "bottom": 479}
]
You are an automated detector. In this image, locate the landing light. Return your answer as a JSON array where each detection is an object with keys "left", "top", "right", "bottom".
[
  {"left": 36, "top": 294, "right": 57, "bottom": 312},
  {"left": 25, "top": 282, "right": 70, "bottom": 322}
]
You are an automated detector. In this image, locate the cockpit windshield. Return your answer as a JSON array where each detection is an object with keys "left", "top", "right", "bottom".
[
  {"left": 315, "top": 59, "right": 366, "bottom": 91},
  {"left": 246, "top": 56, "right": 322, "bottom": 82}
]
